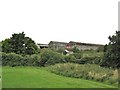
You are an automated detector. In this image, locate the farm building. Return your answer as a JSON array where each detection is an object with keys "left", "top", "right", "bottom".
[
  {"left": 38, "top": 41, "right": 104, "bottom": 51},
  {"left": 48, "top": 41, "right": 104, "bottom": 50},
  {"left": 37, "top": 43, "right": 48, "bottom": 49},
  {"left": 68, "top": 41, "right": 104, "bottom": 50},
  {"left": 48, "top": 41, "right": 68, "bottom": 50}
]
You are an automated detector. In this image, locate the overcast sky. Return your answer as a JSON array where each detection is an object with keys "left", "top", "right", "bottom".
[{"left": 0, "top": 0, "right": 119, "bottom": 45}]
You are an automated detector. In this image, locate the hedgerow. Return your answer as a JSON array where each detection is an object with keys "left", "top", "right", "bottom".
[
  {"left": 1, "top": 49, "right": 65, "bottom": 67},
  {"left": 1, "top": 52, "right": 41, "bottom": 67}
]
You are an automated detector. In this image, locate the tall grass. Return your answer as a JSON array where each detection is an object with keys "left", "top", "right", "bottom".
[{"left": 47, "top": 63, "right": 118, "bottom": 86}]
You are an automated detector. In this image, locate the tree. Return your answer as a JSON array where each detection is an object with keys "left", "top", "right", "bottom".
[
  {"left": 2, "top": 32, "right": 39, "bottom": 55},
  {"left": 2, "top": 38, "right": 12, "bottom": 53},
  {"left": 101, "top": 31, "right": 120, "bottom": 68},
  {"left": 103, "top": 44, "right": 107, "bottom": 52}
]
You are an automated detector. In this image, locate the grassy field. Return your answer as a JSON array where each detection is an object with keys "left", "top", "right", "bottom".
[
  {"left": 47, "top": 63, "right": 118, "bottom": 87},
  {"left": 2, "top": 66, "right": 117, "bottom": 88},
  {"left": 81, "top": 50, "right": 103, "bottom": 58}
]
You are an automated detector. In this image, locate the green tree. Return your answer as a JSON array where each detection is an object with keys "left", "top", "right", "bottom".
[
  {"left": 2, "top": 32, "right": 39, "bottom": 55},
  {"left": 101, "top": 31, "right": 120, "bottom": 68},
  {"left": 2, "top": 38, "right": 12, "bottom": 53},
  {"left": 103, "top": 44, "right": 107, "bottom": 52}
]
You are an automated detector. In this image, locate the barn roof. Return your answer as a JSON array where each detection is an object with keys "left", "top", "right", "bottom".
[
  {"left": 69, "top": 41, "right": 104, "bottom": 46},
  {"left": 49, "top": 41, "right": 68, "bottom": 45}
]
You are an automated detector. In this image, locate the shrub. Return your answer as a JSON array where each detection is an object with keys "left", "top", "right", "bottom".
[
  {"left": 79, "top": 56, "right": 102, "bottom": 64},
  {"left": 56, "top": 48, "right": 64, "bottom": 54},
  {"left": 40, "top": 49, "right": 64, "bottom": 66},
  {"left": 109, "top": 78, "right": 118, "bottom": 84},
  {"left": 72, "top": 47, "right": 80, "bottom": 53},
  {"left": 72, "top": 53, "right": 82, "bottom": 59},
  {"left": 64, "top": 55, "right": 76, "bottom": 63},
  {"left": 1, "top": 52, "right": 40, "bottom": 66},
  {"left": 2, "top": 52, "right": 23, "bottom": 66}
]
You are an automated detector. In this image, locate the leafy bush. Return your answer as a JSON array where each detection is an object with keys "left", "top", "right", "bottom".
[
  {"left": 47, "top": 63, "right": 118, "bottom": 85},
  {"left": 22, "top": 54, "right": 41, "bottom": 66},
  {"left": 72, "top": 53, "right": 82, "bottom": 59},
  {"left": 64, "top": 54, "right": 76, "bottom": 63},
  {"left": 72, "top": 47, "right": 80, "bottom": 53},
  {"left": 56, "top": 48, "right": 64, "bottom": 54},
  {"left": 81, "top": 50, "right": 103, "bottom": 58},
  {"left": 2, "top": 52, "right": 22, "bottom": 66},
  {"left": 1, "top": 48, "right": 104, "bottom": 67},
  {"left": 1, "top": 52, "right": 40, "bottom": 66},
  {"left": 40, "top": 49, "right": 65, "bottom": 66},
  {"left": 75, "top": 50, "right": 104, "bottom": 65},
  {"left": 79, "top": 56, "right": 102, "bottom": 64}
]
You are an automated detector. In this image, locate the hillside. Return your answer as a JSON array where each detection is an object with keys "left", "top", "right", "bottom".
[{"left": 2, "top": 66, "right": 116, "bottom": 88}]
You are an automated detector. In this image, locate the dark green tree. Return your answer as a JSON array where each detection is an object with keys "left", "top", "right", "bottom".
[
  {"left": 2, "top": 32, "right": 39, "bottom": 55},
  {"left": 101, "top": 31, "right": 120, "bottom": 68},
  {"left": 103, "top": 44, "right": 107, "bottom": 52},
  {"left": 2, "top": 38, "right": 12, "bottom": 53}
]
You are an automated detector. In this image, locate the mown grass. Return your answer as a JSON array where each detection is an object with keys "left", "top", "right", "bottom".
[{"left": 2, "top": 66, "right": 117, "bottom": 88}]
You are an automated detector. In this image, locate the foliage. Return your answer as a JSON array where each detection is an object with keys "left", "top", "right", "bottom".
[
  {"left": 97, "top": 46, "right": 104, "bottom": 52},
  {"left": 1, "top": 47, "right": 104, "bottom": 67},
  {"left": 47, "top": 63, "right": 118, "bottom": 85},
  {"left": 72, "top": 47, "right": 80, "bottom": 53},
  {"left": 1, "top": 52, "right": 40, "bottom": 66},
  {"left": 78, "top": 56, "right": 102, "bottom": 64},
  {"left": 72, "top": 53, "right": 82, "bottom": 59},
  {"left": 56, "top": 48, "right": 65, "bottom": 54},
  {"left": 101, "top": 31, "right": 120, "bottom": 68},
  {"left": 81, "top": 50, "right": 103, "bottom": 58},
  {"left": 74, "top": 50, "right": 103, "bottom": 64},
  {"left": 3, "top": 66, "right": 115, "bottom": 88},
  {"left": 2, "top": 32, "right": 39, "bottom": 55},
  {"left": 64, "top": 54, "right": 76, "bottom": 63},
  {"left": 40, "top": 49, "right": 65, "bottom": 66},
  {"left": 103, "top": 44, "right": 107, "bottom": 52}
]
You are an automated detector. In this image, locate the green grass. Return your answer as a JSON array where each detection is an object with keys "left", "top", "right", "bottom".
[
  {"left": 46, "top": 63, "right": 118, "bottom": 87},
  {"left": 81, "top": 50, "right": 103, "bottom": 58},
  {"left": 2, "top": 66, "right": 117, "bottom": 88}
]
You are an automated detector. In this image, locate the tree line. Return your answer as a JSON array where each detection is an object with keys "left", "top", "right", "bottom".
[{"left": 1, "top": 31, "right": 120, "bottom": 69}]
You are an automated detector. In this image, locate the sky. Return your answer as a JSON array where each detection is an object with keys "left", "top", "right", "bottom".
[{"left": 0, "top": 0, "right": 119, "bottom": 45}]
